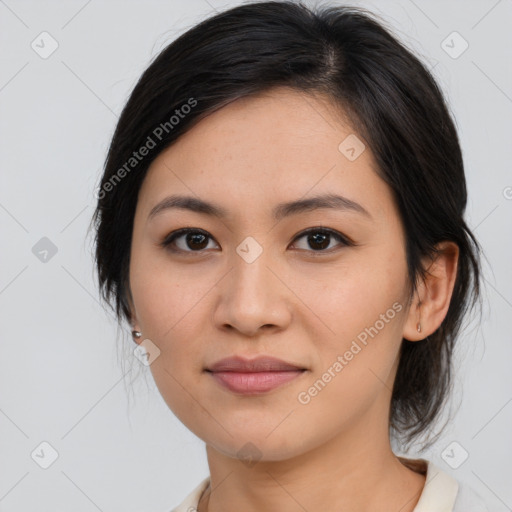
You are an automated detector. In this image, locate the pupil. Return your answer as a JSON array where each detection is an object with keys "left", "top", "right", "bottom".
[
  {"left": 309, "top": 233, "right": 329, "bottom": 250},
  {"left": 188, "top": 232, "right": 208, "bottom": 250}
]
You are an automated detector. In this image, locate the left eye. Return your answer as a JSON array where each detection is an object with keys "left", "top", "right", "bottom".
[
  {"left": 161, "top": 227, "right": 352, "bottom": 254},
  {"left": 291, "top": 228, "right": 351, "bottom": 253}
]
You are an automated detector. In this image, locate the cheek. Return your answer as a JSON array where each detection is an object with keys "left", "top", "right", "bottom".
[
  {"left": 292, "top": 248, "right": 407, "bottom": 390},
  {"left": 291, "top": 251, "right": 406, "bottom": 340},
  {"left": 130, "top": 260, "right": 210, "bottom": 430},
  {"left": 290, "top": 270, "right": 406, "bottom": 440},
  {"left": 130, "top": 246, "right": 212, "bottom": 339},
  {"left": 129, "top": 246, "right": 221, "bottom": 344},
  {"left": 129, "top": 252, "right": 210, "bottom": 403}
]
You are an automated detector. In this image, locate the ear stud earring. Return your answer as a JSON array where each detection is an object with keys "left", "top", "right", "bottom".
[{"left": 132, "top": 330, "right": 142, "bottom": 342}]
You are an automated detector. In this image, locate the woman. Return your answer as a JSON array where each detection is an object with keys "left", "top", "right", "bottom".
[{"left": 90, "top": 1, "right": 487, "bottom": 510}]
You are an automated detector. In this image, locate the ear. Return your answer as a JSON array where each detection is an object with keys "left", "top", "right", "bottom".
[{"left": 403, "top": 241, "right": 459, "bottom": 342}]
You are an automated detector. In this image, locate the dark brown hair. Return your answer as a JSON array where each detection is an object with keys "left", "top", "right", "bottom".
[{"left": 89, "top": 0, "right": 483, "bottom": 450}]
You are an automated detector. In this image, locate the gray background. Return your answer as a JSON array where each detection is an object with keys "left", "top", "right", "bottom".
[{"left": 1, "top": 0, "right": 511, "bottom": 510}]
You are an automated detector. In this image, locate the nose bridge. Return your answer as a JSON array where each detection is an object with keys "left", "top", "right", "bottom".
[
  {"left": 214, "top": 235, "right": 291, "bottom": 334},
  {"left": 233, "top": 238, "right": 273, "bottom": 300}
]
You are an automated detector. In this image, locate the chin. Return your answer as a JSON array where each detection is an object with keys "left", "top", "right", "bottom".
[{"left": 205, "top": 428, "right": 311, "bottom": 463}]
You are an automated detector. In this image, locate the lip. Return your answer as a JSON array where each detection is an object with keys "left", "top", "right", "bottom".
[
  {"left": 207, "top": 355, "right": 306, "bottom": 373},
  {"left": 205, "top": 356, "right": 307, "bottom": 395}
]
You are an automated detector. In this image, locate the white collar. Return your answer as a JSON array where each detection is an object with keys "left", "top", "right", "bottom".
[
  {"left": 411, "top": 458, "right": 459, "bottom": 511},
  {"left": 172, "top": 458, "right": 459, "bottom": 512}
]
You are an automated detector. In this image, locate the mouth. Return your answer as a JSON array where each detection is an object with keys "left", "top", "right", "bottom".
[
  {"left": 207, "top": 369, "right": 306, "bottom": 394},
  {"left": 205, "top": 355, "right": 308, "bottom": 395}
]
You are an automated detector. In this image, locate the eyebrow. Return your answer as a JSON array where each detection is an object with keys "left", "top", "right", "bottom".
[{"left": 147, "top": 193, "right": 372, "bottom": 222}]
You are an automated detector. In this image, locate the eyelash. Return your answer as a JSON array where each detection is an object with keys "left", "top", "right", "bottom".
[{"left": 160, "top": 227, "right": 355, "bottom": 256}]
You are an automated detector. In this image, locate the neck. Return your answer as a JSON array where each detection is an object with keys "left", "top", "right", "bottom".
[{"left": 197, "top": 416, "right": 426, "bottom": 512}]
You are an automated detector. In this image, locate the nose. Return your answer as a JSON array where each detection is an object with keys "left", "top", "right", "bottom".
[{"left": 212, "top": 245, "right": 293, "bottom": 338}]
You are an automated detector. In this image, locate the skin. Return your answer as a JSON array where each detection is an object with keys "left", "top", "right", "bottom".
[{"left": 128, "top": 86, "right": 459, "bottom": 512}]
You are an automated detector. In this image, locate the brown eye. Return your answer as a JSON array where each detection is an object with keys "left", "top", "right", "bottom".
[
  {"left": 161, "top": 227, "right": 353, "bottom": 256},
  {"left": 291, "top": 228, "right": 352, "bottom": 253},
  {"left": 162, "top": 228, "right": 218, "bottom": 253}
]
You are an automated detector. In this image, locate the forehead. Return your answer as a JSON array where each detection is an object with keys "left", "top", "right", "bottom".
[{"left": 138, "top": 87, "right": 394, "bottom": 223}]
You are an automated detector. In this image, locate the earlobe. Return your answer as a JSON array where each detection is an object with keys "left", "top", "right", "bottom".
[
  {"left": 402, "top": 297, "right": 426, "bottom": 343},
  {"left": 131, "top": 330, "right": 142, "bottom": 343},
  {"left": 129, "top": 304, "right": 142, "bottom": 343},
  {"left": 402, "top": 241, "right": 459, "bottom": 342},
  {"left": 130, "top": 311, "right": 142, "bottom": 343}
]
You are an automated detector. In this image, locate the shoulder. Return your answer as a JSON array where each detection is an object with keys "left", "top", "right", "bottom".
[
  {"left": 170, "top": 476, "right": 210, "bottom": 512},
  {"left": 399, "top": 457, "right": 490, "bottom": 512}
]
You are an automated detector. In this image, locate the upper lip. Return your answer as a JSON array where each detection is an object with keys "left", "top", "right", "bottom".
[{"left": 206, "top": 356, "right": 306, "bottom": 373}]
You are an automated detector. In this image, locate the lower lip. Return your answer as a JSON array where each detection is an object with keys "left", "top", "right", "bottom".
[{"left": 208, "top": 370, "right": 305, "bottom": 394}]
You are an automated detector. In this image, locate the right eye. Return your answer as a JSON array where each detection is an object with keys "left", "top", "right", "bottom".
[{"left": 161, "top": 228, "right": 220, "bottom": 254}]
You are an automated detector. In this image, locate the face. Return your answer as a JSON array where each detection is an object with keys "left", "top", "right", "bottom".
[{"left": 129, "top": 87, "right": 414, "bottom": 461}]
